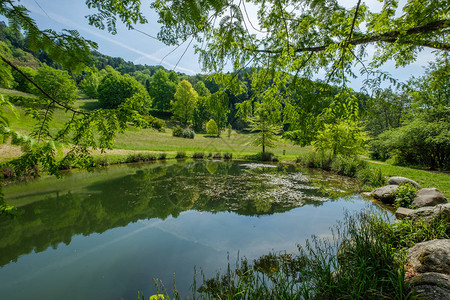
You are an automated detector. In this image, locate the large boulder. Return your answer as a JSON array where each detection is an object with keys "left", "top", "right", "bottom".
[
  {"left": 395, "top": 207, "right": 415, "bottom": 219},
  {"left": 407, "top": 203, "right": 450, "bottom": 224},
  {"left": 388, "top": 176, "right": 420, "bottom": 188},
  {"left": 412, "top": 188, "right": 447, "bottom": 208},
  {"left": 407, "top": 239, "right": 450, "bottom": 274},
  {"left": 406, "top": 272, "right": 450, "bottom": 300},
  {"left": 371, "top": 185, "right": 398, "bottom": 204}
]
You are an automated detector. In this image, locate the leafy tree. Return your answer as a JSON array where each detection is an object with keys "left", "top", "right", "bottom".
[
  {"left": 11, "top": 66, "right": 37, "bottom": 93},
  {"left": 171, "top": 80, "right": 198, "bottom": 126},
  {"left": 148, "top": 69, "right": 177, "bottom": 111},
  {"left": 312, "top": 119, "right": 369, "bottom": 157},
  {"left": 33, "top": 65, "right": 78, "bottom": 105},
  {"left": 192, "top": 81, "right": 212, "bottom": 132},
  {"left": 79, "top": 68, "right": 107, "bottom": 99},
  {"left": 97, "top": 71, "right": 150, "bottom": 110},
  {"left": 370, "top": 58, "right": 450, "bottom": 169},
  {"left": 207, "top": 91, "right": 229, "bottom": 135},
  {"left": 248, "top": 104, "right": 282, "bottom": 153},
  {"left": 362, "top": 88, "right": 410, "bottom": 137},
  {"left": 206, "top": 119, "right": 218, "bottom": 136}
]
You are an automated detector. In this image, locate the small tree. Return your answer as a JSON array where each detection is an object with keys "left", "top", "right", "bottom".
[
  {"left": 33, "top": 64, "right": 77, "bottom": 104},
  {"left": 206, "top": 119, "right": 218, "bottom": 136},
  {"left": 312, "top": 119, "right": 369, "bottom": 157},
  {"left": 171, "top": 80, "right": 198, "bottom": 126},
  {"left": 249, "top": 114, "right": 282, "bottom": 153}
]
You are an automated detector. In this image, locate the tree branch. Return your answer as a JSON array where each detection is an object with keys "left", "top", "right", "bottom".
[
  {"left": 0, "top": 54, "right": 88, "bottom": 115},
  {"left": 246, "top": 20, "right": 450, "bottom": 54}
]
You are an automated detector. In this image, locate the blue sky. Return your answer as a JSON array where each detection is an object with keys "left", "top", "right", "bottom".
[{"left": 10, "top": 0, "right": 437, "bottom": 91}]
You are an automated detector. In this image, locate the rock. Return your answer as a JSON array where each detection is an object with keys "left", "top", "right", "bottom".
[
  {"left": 406, "top": 272, "right": 450, "bottom": 300},
  {"left": 407, "top": 239, "right": 450, "bottom": 274},
  {"left": 395, "top": 207, "right": 415, "bottom": 219},
  {"left": 408, "top": 203, "right": 450, "bottom": 224},
  {"left": 412, "top": 188, "right": 447, "bottom": 208},
  {"left": 371, "top": 185, "right": 398, "bottom": 204},
  {"left": 388, "top": 176, "right": 420, "bottom": 188}
]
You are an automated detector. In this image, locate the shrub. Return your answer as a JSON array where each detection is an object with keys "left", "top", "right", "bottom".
[
  {"left": 126, "top": 153, "right": 157, "bottom": 162},
  {"left": 175, "top": 151, "right": 186, "bottom": 159},
  {"left": 182, "top": 128, "right": 195, "bottom": 139},
  {"left": 141, "top": 115, "right": 166, "bottom": 130},
  {"left": 223, "top": 153, "right": 232, "bottom": 160},
  {"left": 206, "top": 119, "right": 218, "bottom": 136},
  {"left": 373, "top": 119, "right": 450, "bottom": 170},
  {"left": 193, "top": 152, "right": 204, "bottom": 159},
  {"left": 394, "top": 183, "right": 417, "bottom": 208},
  {"left": 172, "top": 126, "right": 183, "bottom": 137},
  {"left": 157, "top": 153, "right": 167, "bottom": 160},
  {"left": 213, "top": 152, "right": 222, "bottom": 159}
]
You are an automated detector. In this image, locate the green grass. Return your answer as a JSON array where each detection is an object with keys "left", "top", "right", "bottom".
[
  {"left": 1, "top": 91, "right": 449, "bottom": 197},
  {"left": 366, "top": 161, "right": 450, "bottom": 198}
]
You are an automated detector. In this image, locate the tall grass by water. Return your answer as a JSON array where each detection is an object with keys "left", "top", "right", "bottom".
[{"left": 142, "top": 210, "right": 449, "bottom": 299}]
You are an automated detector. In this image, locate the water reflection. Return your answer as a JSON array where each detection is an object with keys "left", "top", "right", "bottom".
[{"left": 0, "top": 160, "right": 370, "bottom": 299}]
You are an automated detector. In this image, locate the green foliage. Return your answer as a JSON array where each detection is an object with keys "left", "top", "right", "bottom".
[
  {"left": 182, "top": 128, "right": 195, "bottom": 139},
  {"left": 172, "top": 126, "right": 183, "bottom": 137},
  {"left": 33, "top": 65, "right": 78, "bottom": 105},
  {"left": 97, "top": 71, "right": 149, "bottom": 109},
  {"left": 223, "top": 152, "right": 232, "bottom": 160},
  {"left": 197, "top": 210, "right": 410, "bottom": 299},
  {"left": 312, "top": 119, "right": 369, "bottom": 157},
  {"left": 206, "top": 119, "right": 218, "bottom": 136},
  {"left": 140, "top": 115, "right": 166, "bottom": 130},
  {"left": 79, "top": 69, "right": 106, "bottom": 98},
  {"left": 192, "top": 152, "right": 204, "bottom": 159},
  {"left": 148, "top": 69, "right": 177, "bottom": 111},
  {"left": 175, "top": 151, "right": 186, "bottom": 159},
  {"left": 248, "top": 114, "right": 282, "bottom": 154},
  {"left": 389, "top": 215, "right": 450, "bottom": 250},
  {"left": 11, "top": 66, "right": 37, "bottom": 93},
  {"left": 394, "top": 183, "right": 417, "bottom": 208},
  {"left": 207, "top": 91, "right": 229, "bottom": 133},
  {"left": 375, "top": 119, "right": 450, "bottom": 170},
  {"left": 297, "top": 152, "right": 386, "bottom": 189},
  {"left": 171, "top": 80, "right": 198, "bottom": 126},
  {"left": 125, "top": 153, "right": 157, "bottom": 163}
]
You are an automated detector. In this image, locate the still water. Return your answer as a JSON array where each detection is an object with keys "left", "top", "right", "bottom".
[{"left": 0, "top": 160, "right": 387, "bottom": 299}]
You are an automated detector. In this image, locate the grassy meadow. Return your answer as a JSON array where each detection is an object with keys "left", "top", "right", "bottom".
[{"left": 1, "top": 89, "right": 449, "bottom": 197}]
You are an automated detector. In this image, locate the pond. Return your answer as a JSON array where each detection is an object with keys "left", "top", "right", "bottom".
[{"left": 0, "top": 160, "right": 388, "bottom": 299}]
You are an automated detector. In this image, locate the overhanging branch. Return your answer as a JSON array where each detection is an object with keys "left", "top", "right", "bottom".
[{"left": 246, "top": 20, "right": 450, "bottom": 54}]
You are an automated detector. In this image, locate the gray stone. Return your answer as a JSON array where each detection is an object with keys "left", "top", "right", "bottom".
[
  {"left": 395, "top": 207, "right": 415, "bottom": 219},
  {"left": 412, "top": 188, "right": 447, "bottom": 208},
  {"left": 371, "top": 185, "right": 398, "bottom": 204},
  {"left": 407, "top": 272, "right": 450, "bottom": 300},
  {"left": 407, "top": 239, "right": 450, "bottom": 274},
  {"left": 408, "top": 203, "right": 450, "bottom": 224},
  {"left": 388, "top": 176, "right": 420, "bottom": 188}
]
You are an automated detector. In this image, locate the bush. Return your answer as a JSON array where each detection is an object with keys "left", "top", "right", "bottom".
[
  {"left": 193, "top": 152, "right": 204, "bottom": 159},
  {"left": 183, "top": 128, "right": 195, "bottom": 139},
  {"left": 213, "top": 152, "right": 222, "bottom": 159},
  {"left": 223, "top": 153, "right": 232, "bottom": 160},
  {"left": 394, "top": 183, "right": 417, "bottom": 208},
  {"left": 206, "top": 119, "right": 218, "bottom": 136},
  {"left": 172, "top": 126, "right": 183, "bottom": 137},
  {"left": 175, "top": 151, "right": 186, "bottom": 159},
  {"left": 157, "top": 153, "right": 167, "bottom": 160},
  {"left": 141, "top": 115, "right": 166, "bottom": 130},
  {"left": 126, "top": 153, "right": 157, "bottom": 162},
  {"left": 373, "top": 119, "right": 450, "bottom": 170}
]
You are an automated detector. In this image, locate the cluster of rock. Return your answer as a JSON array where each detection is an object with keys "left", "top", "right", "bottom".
[{"left": 371, "top": 176, "right": 450, "bottom": 299}]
